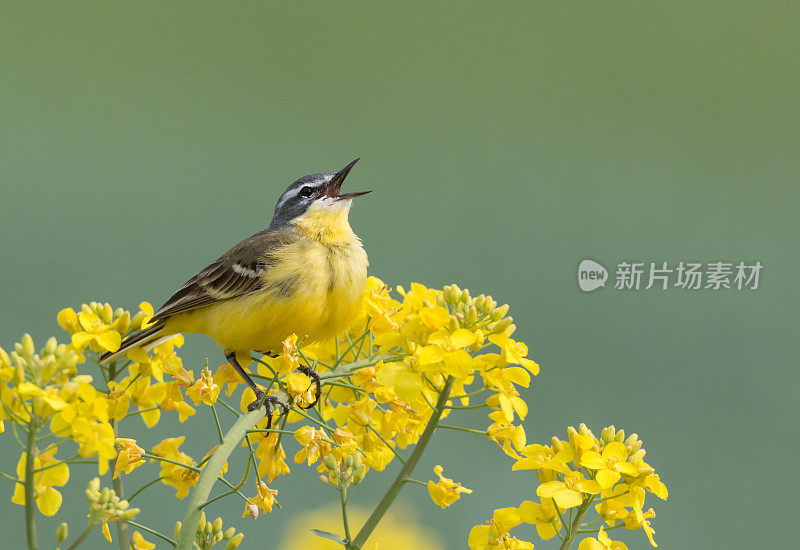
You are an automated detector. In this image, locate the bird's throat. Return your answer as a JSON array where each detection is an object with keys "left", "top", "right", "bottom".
[{"left": 292, "top": 200, "right": 357, "bottom": 244}]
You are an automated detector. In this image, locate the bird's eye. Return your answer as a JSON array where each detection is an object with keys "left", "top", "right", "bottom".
[{"left": 299, "top": 186, "right": 314, "bottom": 198}]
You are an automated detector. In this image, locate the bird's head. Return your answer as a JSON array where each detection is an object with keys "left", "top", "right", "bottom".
[{"left": 269, "top": 158, "right": 370, "bottom": 231}]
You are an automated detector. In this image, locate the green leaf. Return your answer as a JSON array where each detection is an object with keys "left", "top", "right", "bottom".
[{"left": 310, "top": 529, "right": 345, "bottom": 544}]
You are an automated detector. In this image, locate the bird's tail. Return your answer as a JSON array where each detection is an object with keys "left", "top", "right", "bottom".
[{"left": 99, "top": 321, "right": 170, "bottom": 364}]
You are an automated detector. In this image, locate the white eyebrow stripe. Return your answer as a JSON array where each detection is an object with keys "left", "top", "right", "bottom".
[
  {"left": 274, "top": 174, "right": 332, "bottom": 210},
  {"left": 275, "top": 187, "right": 301, "bottom": 210}
]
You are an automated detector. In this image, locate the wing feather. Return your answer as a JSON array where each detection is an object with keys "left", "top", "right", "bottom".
[{"left": 150, "top": 230, "right": 290, "bottom": 323}]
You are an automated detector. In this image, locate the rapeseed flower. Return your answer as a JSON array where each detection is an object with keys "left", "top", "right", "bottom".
[
  {"left": 427, "top": 465, "right": 472, "bottom": 508},
  {"left": 11, "top": 447, "right": 69, "bottom": 516}
]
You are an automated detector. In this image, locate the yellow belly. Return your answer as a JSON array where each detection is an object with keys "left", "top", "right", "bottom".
[{"left": 165, "top": 238, "right": 368, "bottom": 353}]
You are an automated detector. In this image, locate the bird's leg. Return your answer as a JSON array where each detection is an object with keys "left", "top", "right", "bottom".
[
  {"left": 296, "top": 364, "right": 321, "bottom": 410},
  {"left": 225, "top": 351, "right": 289, "bottom": 428}
]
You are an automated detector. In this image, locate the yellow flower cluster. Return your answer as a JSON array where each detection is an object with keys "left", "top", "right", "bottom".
[
  {"left": 2, "top": 277, "right": 539, "bottom": 547},
  {"left": 234, "top": 277, "right": 536, "bottom": 512},
  {"left": 470, "top": 424, "right": 668, "bottom": 550}
]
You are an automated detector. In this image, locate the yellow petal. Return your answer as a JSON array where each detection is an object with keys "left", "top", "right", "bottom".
[
  {"left": 94, "top": 331, "right": 122, "bottom": 353},
  {"left": 596, "top": 468, "right": 621, "bottom": 489},
  {"left": 536, "top": 481, "right": 564, "bottom": 499},
  {"left": 580, "top": 450, "right": 606, "bottom": 469},
  {"left": 449, "top": 329, "right": 475, "bottom": 349},
  {"left": 39, "top": 461, "right": 69, "bottom": 487},
  {"left": 132, "top": 531, "right": 156, "bottom": 550},
  {"left": 11, "top": 480, "right": 26, "bottom": 505},
  {"left": 602, "top": 442, "right": 628, "bottom": 461},
  {"left": 57, "top": 308, "right": 80, "bottom": 333},
  {"left": 553, "top": 488, "right": 583, "bottom": 509},
  {"left": 36, "top": 486, "right": 63, "bottom": 516},
  {"left": 579, "top": 537, "right": 604, "bottom": 550},
  {"left": 102, "top": 521, "right": 112, "bottom": 542}
]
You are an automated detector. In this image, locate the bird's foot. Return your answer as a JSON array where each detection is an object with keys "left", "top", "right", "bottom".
[
  {"left": 296, "top": 365, "right": 321, "bottom": 409},
  {"left": 247, "top": 389, "right": 290, "bottom": 429}
]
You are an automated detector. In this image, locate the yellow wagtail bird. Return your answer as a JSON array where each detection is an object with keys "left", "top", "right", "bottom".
[{"left": 100, "top": 159, "right": 369, "bottom": 424}]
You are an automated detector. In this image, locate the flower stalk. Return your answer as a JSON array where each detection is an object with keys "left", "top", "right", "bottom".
[
  {"left": 559, "top": 497, "right": 593, "bottom": 550},
  {"left": 350, "top": 376, "right": 455, "bottom": 549},
  {"left": 25, "top": 415, "right": 39, "bottom": 550},
  {"left": 175, "top": 408, "right": 266, "bottom": 550}
]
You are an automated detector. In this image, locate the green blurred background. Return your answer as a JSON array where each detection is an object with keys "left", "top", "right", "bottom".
[{"left": 1, "top": 2, "right": 798, "bottom": 548}]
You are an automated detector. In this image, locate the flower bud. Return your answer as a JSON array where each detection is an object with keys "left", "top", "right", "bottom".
[
  {"left": 119, "top": 508, "right": 140, "bottom": 521},
  {"left": 56, "top": 522, "right": 68, "bottom": 543},
  {"left": 435, "top": 294, "right": 447, "bottom": 308},
  {"left": 213, "top": 517, "right": 223, "bottom": 533},
  {"left": 624, "top": 433, "right": 639, "bottom": 448},
  {"left": 445, "top": 285, "right": 462, "bottom": 304},
  {"left": 491, "top": 304, "right": 509, "bottom": 321},
  {"left": 44, "top": 337, "right": 58, "bottom": 355},
  {"left": 85, "top": 478, "right": 100, "bottom": 502},
  {"left": 614, "top": 429, "right": 626, "bottom": 442},
  {"left": 474, "top": 295, "right": 487, "bottom": 312},
  {"left": 116, "top": 311, "right": 131, "bottom": 335},
  {"left": 21, "top": 334, "right": 35, "bottom": 358},
  {"left": 566, "top": 426, "right": 578, "bottom": 447},
  {"left": 174, "top": 522, "right": 182, "bottom": 540},
  {"left": 319, "top": 474, "right": 330, "bottom": 485},
  {"left": 491, "top": 317, "right": 513, "bottom": 334},
  {"left": 460, "top": 289, "right": 471, "bottom": 302},
  {"left": 226, "top": 532, "right": 245, "bottom": 549},
  {"left": 601, "top": 426, "right": 616, "bottom": 444},
  {"left": 551, "top": 436, "right": 565, "bottom": 452},
  {"left": 630, "top": 449, "right": 646, "bottom": 461},
  {"left": 466, "top": 306, "right": 478, "bottom": 325},
  {"left": 352, "top": 464, "right": 367, "bottom": 484},
  {"left": 199, "top": 512, "right": 206, "bottom": 530},
  {"left": 101, "top": 303, "right": 113, "bottom": 324},
  {"left": 224, "top": 527, "right": 236, "bottom": 540},
  {"left": 323, "top": 454, "right": 338, "bottom": 472},
  {"left": 448, "top": 316, "right": 459, "bottom": 332},
  {"left": 204, "top": 521, "right": 213, "bottom": 536}
]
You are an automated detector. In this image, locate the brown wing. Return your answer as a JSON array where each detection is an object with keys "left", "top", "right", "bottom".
[{"left": 150, "top": 229, "right": 290, "bottom": 323}]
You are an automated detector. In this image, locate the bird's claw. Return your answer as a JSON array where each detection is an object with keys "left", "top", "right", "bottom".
[
  {"left": 247, "top": 390, "right": 290, "bottom": 430},
  {"left": 296, "top": 365, "right": 321, "bottom": 409}
]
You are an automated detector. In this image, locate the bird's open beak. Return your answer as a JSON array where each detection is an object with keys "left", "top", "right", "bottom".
[{"left": 325, "top": 158, "right": 371, "bottom": 200}]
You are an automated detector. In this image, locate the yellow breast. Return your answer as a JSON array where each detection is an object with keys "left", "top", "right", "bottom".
[{"left": 168, "top": 203, "right": 368, "bottom": 353}]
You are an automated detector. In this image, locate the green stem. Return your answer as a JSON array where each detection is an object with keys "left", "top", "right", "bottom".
[
  {"left": 0, "top": 469, "right": 23, "bottom": 484},
  {"left": 128, "top": 477, "right": 163, "bottom": 503},
  {"left": 559, "top": 497, "right": 595, "bottom": 550},
  {"left": 351, "top": 376, "right": 455, "bottom": 549},
  {"left": 401, "top": 477, "right": 428, "bottom": 487},
  {"left": 32, "top": 454, "right": 79, "bottom": 473},
  {"left": 436, "top": 424, "right": 487, "bottom": 436},
  {"left": 340, "top": 483, "right": 351, "bottom": 542},
  {"left": 24, "top": 415, "right": 39, "bottom": 550},
  {"left": 112, "top": 477, "right": 130, "bottom": 550},
  {"left": 175, "top": 408, "right": 267, "bottom": 550},
  {"left": 65, "top": 524, "right": 94, "bottom": 550},
  {"left": 111, "top": 418, "right": 130, "bottom": 550},
  {"left": 211, "top": 404, "right": 224, "bottom": 444},
  {"left": 125, "top": 520, "right": 177, "bottom": 547}
]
